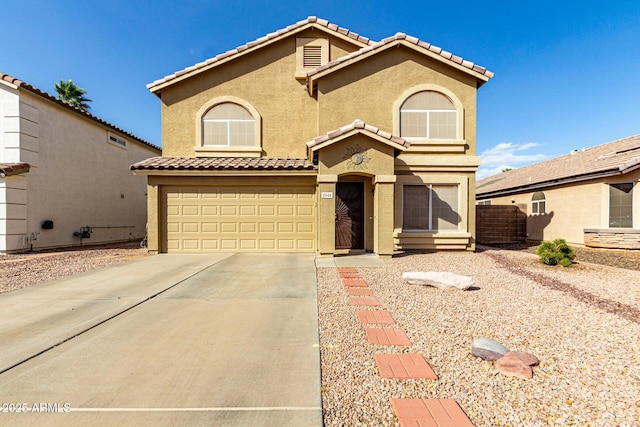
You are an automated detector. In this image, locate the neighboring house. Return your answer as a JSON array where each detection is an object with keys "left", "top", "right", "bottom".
[
  {"left": 132, "top": 16, "right": 493, "bottom": 256},
  {"left": 476, "top": 134, "right": 640, "bottom": 248},
  {"left": 0, "top": 72, "right": 161, "bottom": 253}
]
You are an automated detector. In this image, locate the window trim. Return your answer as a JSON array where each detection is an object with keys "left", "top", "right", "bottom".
[
  {"left": 531, "top": 191, "right": 546, "bottom": 215},
  {"left": 195, "top": 96, "right": 261, "bottom": 157},
  {"left": 393, "top": 85, "right": 464, "bottom": 143},
  {"left": 608, "top": 182, "right": 634, "bottom": 228}
]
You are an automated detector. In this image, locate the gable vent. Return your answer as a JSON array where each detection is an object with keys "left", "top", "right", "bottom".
[{"left": 303, "top": 46, "right": 322, "bottom": 67}]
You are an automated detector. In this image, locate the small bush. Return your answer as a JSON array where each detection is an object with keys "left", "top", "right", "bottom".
[{"left": 536, "top": 239, "right": 576, "bottom": 267}]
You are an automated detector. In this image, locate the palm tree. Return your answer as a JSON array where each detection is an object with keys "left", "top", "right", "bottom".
[{"left": 54, "top": 79, "right": 91, "bottom": 110}]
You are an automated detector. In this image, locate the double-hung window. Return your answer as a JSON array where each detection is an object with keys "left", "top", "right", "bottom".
[
  {"left": 202, "top": 103, "right": 255, "bottom": 147},
  {"left": 400, "top": 91, "right": 457, "bottom": 140},
  {"left": 403, "top": 185, "right": 460, "bottom": 231}
]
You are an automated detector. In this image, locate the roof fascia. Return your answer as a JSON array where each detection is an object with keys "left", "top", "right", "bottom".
[
  {"left": 307, "top": 39, "right": 491, "bottom": 93},
  {"left": 307, "top": 128, "right": 409, "bottom": 154},
  {"left": 131, "top": 169, "right": 318, "bottom": 177},
  {"left": 476, "top": 169, "right": 624, "bottom": 199},
  {"left": 148, "top": 23, "right": 370, "bottom": 95}
]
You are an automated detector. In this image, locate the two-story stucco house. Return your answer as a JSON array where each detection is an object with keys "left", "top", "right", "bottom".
[
  {"left": 0, "top": 72, "right": 161, "bottom": 253},
  {"left": 132, "top": 17, "right": 493, "bottom": 256}
]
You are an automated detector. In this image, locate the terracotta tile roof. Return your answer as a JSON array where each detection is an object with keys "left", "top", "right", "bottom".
[
  {"left": 147, "top": 16, "right": 374, "bottom": 92},
  {"left": 476, "top": 134, "right": 640, "bottom": 197},
  {"left": 306, "top": 119, "right": 410, "bottom": 150},
  {"left": 307, "top": 32, "right": 494, "bottom": 87},
  {"left": 131, "top": 157, "right": 316, "bottom": 172},
  {"left": 1, "top": 72, "right": 161, "bottom": 153},
  {"left": 0, "top": 162, "right": 30, "bottom": 177}
]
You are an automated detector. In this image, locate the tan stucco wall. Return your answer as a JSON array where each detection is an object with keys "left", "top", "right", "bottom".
[
  {"left": 315, "top": 134, "right": 396, "bottom": 255},
  {"left": 159, "top": 31, "right": 362, "bottom": 159},
  {"left": 151, "top": 30, "right": 487, "bottom": 254},
  {"left": 316, "top": 47, "right": 478, "bottom": 156},
  {"left": 0, "top": 88, "right": 159, "bottom": 252},
  {"left": 483, "top": 171, "right": 640, "bottom": 245}
]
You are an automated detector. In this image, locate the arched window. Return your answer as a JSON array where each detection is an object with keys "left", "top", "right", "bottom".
[
  {"left": 400, "top": 91, "right": 457, "bottom": 139},
  {"left": 531, "top": 191, "right": 546, "bottom": 215},
  {"left": 202, "top": 103, "right": 256, "bottom": 146}
]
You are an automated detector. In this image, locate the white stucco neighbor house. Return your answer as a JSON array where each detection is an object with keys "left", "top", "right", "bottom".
[{"left": 0, "top": 72, "right": 161, "bottom": 253}]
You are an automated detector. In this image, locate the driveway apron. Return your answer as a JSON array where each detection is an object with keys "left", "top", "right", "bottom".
[{"left": 0, "top": 253, "right": 322, "bottom": 426}]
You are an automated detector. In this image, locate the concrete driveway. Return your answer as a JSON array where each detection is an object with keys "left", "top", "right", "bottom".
[{"left": 0, "top": 253, "right": 322, "bottom": 426}]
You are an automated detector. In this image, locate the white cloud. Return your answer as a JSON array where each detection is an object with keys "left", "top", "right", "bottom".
[{"left": 476, "top": 142, "right": 548, "bottom": 180}]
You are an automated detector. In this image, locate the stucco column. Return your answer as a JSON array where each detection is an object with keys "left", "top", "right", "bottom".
[
  {"left": 146, "top": 181, "right": 159, "bottom": 254},
  {"left": 373, "top": 175, "right": 396, "bottom": 256},
  {"left": 317, "top": 174, "right": 337, "bottom": 255}
]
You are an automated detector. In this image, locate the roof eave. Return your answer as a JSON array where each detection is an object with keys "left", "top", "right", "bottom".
[
  {"left": 476, "top": 168, "right": 626, "bottom": 199},
  {"left": 148, "top": 21, "right": 372, "bottom": 95},
  {"left": 307, "top": 39, "right": 492, "bottom": 92}
]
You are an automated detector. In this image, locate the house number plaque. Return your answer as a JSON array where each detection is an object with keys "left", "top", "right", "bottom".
[{"left": 321, "top": 192, "right": 334, "bottom": 199}]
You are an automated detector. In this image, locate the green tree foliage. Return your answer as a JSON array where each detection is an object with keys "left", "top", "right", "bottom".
[
  {"left": 54, "top": 79, "right": 91, "bottom": 110},
  {"left": 502, "top": 168, "right": 513, "bottom": 172},
  {"left": 537, "top": 238, "right": 576, "bottom": 267}
]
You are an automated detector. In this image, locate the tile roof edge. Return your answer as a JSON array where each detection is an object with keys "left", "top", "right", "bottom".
[
  {"left": 130, "top": 157, "right": 316, "bottom": 171},
  {"left": 307, "top": 33, "right": 493, "bottom": 81},
  {"left": 1, "top": 72, "right": 161, "bottom": 153},
  {"left": 147, "top": 16, "right": 375, "bottom": 92},
  {"left": 476, "top": 134, "right": 640, "bottom": 190},
  {"left": 476, "top": 168, "right": 626, "bottom": 198},
  {"left": 306, "top": 119, "right": 410, "bottom": 149}
]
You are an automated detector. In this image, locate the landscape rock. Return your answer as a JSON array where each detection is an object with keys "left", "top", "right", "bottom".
[
  {"left": 494, "top": 353, "right": 533, "bottom": 379},
  {"left": 471, "top": 337, "right": 510, "bottom": 361},
  {"left": 506, "top": 351, "right": 539, "bottom": 366},
  {"left": 402, "top": 271, "right": 474, "bottom": 290}
]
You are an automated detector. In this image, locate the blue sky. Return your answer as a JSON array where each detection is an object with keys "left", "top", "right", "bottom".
[{"left": 2, "top": 1, "right": 639, "bottom": 179}]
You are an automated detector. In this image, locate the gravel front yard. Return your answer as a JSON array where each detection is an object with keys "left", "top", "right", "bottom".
[
  {"left": 0, "top": 242, "right": 148, "bottom": 294},
  {"left": 2, "top": 244, "right": 639, "bottom": 425},
  {"left": 318, "top": 249, "right": 640, "bottom": 426}
]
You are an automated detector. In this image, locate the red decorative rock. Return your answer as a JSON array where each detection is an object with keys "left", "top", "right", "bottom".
[
  {"left": 507, "top": 351, "right": 539, "bottom": 366},
  {"left": 494, "top": 353, "right": 533, "bottom": 379}
]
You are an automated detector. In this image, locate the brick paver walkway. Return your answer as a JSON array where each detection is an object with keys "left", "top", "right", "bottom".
[
  {"left": 365, "top": 328, "right": 412, "bottom": 346},
  {"left": 356, "top": 310, "right": 395, "bottom": 325},
  {"left": 342, "top": 279, "right": 368, "bottom": 287},
  {"left": 332, "top": 267, "right": 473, "bottom": 426},
  {"left": 391, "top": 398, "right": 473, "bottom": 427},
  {"left": 350, "top": 296, "right": 382, "bottom": 307},
  {"left": 374, "top": 354, "right": 438, "bottom": 380},
  {"left": 346, "top": 288, "right": 374, "bottom": 296}
]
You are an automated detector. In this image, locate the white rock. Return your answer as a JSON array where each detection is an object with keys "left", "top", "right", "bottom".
[{"left": 402, "top": 271, "right": 474, "bottom": 290}]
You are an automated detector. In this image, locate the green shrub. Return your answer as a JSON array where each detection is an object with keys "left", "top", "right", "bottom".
[{"left": 536, "top": 239, "right": 576, "bottom": 267}]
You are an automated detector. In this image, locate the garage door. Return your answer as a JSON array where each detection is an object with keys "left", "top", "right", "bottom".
[{"left": 164, "top": 186, "right": 316, "bottom": 252}]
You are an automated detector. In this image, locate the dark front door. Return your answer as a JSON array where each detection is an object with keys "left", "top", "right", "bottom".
[{"left": 335, "top": 182, "right": 364, "bottom": 250}]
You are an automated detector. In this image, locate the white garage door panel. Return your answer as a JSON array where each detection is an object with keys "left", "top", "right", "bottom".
[{"left": 165, "top": 186, "right": 315, "bottom": 253}]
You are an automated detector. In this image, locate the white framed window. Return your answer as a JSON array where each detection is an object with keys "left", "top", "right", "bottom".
[
  {"left": 531, "top": 191, "right": 546, "bottom": 215},
  {"left": 609, "top": 183, "right": 633, "bottom": 228},
  {"left": 400, "top": 91, "right": 457, "bottom": 140},
  {"left": 477, "top": 200, "right": 491, "bottom": 205},
  {"left": 202, "top": 103, "right": 256, "bottom": 147},
  {"left": 403, "top": 184, "right": 460, "bottom": 231}
]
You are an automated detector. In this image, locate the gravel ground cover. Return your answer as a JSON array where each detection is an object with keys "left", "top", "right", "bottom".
[
  {"left": 2, "top": 243, "right": 640, "bottom": 425},
  {"left": 318, "top": 250, "right": 640, "bottom": 426},
  {"left": 0, "top": 242, "right": 148, "bottom": 294}
]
